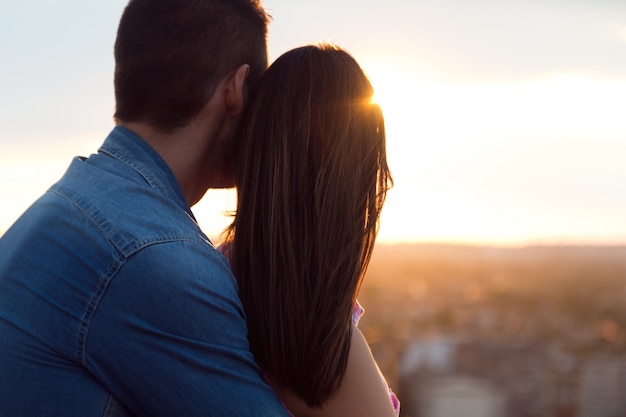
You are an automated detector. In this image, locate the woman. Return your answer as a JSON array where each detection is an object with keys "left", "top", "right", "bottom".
[{"left": 223, "top": 43, "right": 397, "bottom": 416}]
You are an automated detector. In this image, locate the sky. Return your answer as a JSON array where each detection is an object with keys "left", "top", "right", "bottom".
[{"left": 1, "top": 0, "right": 625, "bottom": 246}]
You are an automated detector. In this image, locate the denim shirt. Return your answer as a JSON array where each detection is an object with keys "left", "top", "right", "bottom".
[{"left": 0, "top": 126, "right": 289, "bottom": 417}]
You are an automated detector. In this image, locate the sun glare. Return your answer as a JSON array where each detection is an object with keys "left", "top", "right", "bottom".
[{"left": 361, "top": 60, "right": 626, "bottom": 246}]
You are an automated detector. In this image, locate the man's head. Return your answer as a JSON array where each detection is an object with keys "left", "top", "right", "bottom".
[{"left": 113, "top": 0, "right": 269, "bottom": 132}]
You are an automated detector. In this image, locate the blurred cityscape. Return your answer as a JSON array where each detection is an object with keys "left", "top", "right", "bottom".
[{"left": 359, "top": 244, "right": 626, "bottom": 417}]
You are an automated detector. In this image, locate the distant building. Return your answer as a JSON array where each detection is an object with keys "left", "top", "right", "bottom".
[
  {"left": 399, "top": 336, "right": 456, "bottom": 376},
  {"left": 420, "top": 376, "right": 506, "bottom": 417},
  {"left": 577, "top": 354, "right": 626, "bottom": 417},
  {"left": 398, "top": 335, "right": 589, "bottom": 417},
  {"left": 541, "top": 347, "right": 579, "bottom": 417}
]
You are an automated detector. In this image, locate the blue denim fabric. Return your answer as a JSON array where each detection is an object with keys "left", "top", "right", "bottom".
[{"left": 0, "top": 126, "right": 289, "bottom": 417}]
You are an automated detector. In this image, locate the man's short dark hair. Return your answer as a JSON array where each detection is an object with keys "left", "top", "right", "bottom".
[{"left": 113, "top": 0, "right": 269, "bottom": 132}]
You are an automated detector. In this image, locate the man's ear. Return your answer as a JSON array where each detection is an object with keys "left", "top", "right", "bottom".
[{"left": 224, "top": 64, "right": 250, "bottom": 117}]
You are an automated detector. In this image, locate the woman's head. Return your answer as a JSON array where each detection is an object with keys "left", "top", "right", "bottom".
[{"left": 229, "top": 44, "right": 392, "bottom": 406}]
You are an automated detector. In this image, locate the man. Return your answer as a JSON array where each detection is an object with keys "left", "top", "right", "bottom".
[{"left": 0, "top": 1, "right": 290, "bottom": 416}]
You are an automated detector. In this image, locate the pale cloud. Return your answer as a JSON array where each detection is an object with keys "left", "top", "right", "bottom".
[{"left": 266, "top": 0, "right": 626, "bottom": 83}]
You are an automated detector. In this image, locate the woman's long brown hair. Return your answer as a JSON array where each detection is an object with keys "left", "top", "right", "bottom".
[{"left": 225, "top": 44, "right": 392, "bottom": 407}]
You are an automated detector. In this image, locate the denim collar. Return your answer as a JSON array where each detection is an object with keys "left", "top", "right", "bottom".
[{"left": 98, "top": 125, "right": 195, "bottom": 220}]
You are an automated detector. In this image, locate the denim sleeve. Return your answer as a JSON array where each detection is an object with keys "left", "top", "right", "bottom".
[{"left": 84, "top": 240, "right": 290, "bottom": 417}]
